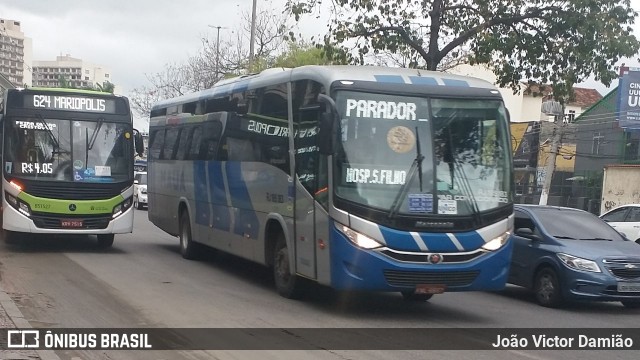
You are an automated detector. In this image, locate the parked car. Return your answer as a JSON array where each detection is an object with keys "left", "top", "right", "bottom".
[
  {"left": 133, "top": 172, "right": 148, "bottom": 210},
  {"left": 509, "top": 204, "right": 640, "bottom": 308},
  {"left": 600, "top": 204, "right": 640, "bottom": 244}
]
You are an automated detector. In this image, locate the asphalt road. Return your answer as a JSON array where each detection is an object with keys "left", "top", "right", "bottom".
[{"left": 0, "top": 208, "right": 638, "bottom": 360}]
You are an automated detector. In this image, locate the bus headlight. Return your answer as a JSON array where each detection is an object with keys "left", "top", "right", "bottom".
[
  {"left": 5, "top": 192, "right": 31, "bottom": 217},
  {"left": 481, "top": 231, "right": 510, "bottom": 251},
  {"left": 337, "top": 224, "right": 383, "bottom": 249},
  {"left": 112, "top": 197, "right": 133, "bottom": 218}
]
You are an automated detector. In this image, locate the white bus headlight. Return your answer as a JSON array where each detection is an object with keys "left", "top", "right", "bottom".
[
  {"left": 557, "top": 253, "right": 601, "bottom": 273},
  {"left": 112, "top": 197, "right": 133, "bottom": 218},
  {"left": 337, "top": 224, "right": 383, "bottom": 249},
  {"left": 481, "top": 231, "right": 510, "bottom": 251}
]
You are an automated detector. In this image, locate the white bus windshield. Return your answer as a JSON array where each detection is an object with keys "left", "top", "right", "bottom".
[
  {"left": 3, "top": 117, "right": 132, "bottom": 183},
  {"left": 334, "top": 91, "right": 512, "bottom": 216}
]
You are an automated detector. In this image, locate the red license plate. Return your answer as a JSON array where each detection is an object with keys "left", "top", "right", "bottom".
[
  {"left": 61, "top": 219, "right": 83, "bottom": 228},
  {"left": 415, "top": 284, "right": 446, "bottom": 294}
]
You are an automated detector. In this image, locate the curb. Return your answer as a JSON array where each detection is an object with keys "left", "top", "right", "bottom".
[{"left": 0, "top": 282, "right": 62, "bottom": 360}]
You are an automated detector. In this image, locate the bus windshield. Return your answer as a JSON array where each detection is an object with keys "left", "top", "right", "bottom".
[
  {"left": 334, "top": 91, "right": 512, "bottom": 217},
  {"left": 3, "top": 117, "right": 132, "bottom": 183}
]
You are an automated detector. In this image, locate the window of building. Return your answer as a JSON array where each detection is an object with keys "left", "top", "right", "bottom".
[
  {"left": 85, "top": 69, "right": 89, "bottom": 74},
  {"left": 105, "top": 73, "right": 110, "bottom": 78}
]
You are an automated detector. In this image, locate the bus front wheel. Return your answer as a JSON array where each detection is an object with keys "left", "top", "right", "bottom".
[
  {"left": 97, "top": 234, "right": 114, "bottom": 248},
  {"left": 273, "top": 234, "right": 304, "bottom": 299}
]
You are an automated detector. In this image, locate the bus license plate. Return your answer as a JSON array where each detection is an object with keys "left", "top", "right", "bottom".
[
  {"left": 617, "top": 282, "right": 640, "bottom": 292},
  {"left": 415, "top": 284, "right": 446, "bottom": 294},
  {"left": 61, "top": 220, "right": 83, "bottom": 228}
]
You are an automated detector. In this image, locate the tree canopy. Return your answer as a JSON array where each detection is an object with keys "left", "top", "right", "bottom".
[{"left": 286, "top": 0, "right": 640, "bottom": 99}]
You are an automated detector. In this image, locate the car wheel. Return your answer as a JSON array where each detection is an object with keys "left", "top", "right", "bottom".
[
  {"left": 136, "top": 198, "right": 143, "bottom": 210},
  {"left": 621, "top": 300, "right": 640, "bottom": 309},
  {"left": 179, "top": 212, "right": 199, "bottom": 260},
  {"left": 273, "top": 233, "right": 304, "bottom": 299},
  {"left": 97, "top": 234, "right": 114, "bottom": 248},
  {"left": 534, "top": 267, "right": 563, "bottom": 307},
  {"left": 401, "top": 291, "right": 433, "bottom": 302}
]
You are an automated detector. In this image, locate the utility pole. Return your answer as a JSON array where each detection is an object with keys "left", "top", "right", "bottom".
[
  {"left": 208, "top": 25, "right": 226, "bottom": 81},
  {"left": 539, "top": 125, "right": 562, "bottom": 205},
  {"left": 539, "top": 99, "right": 566, "bottom": 205},
  {"left": 249, "top": 0, "right": 257, "bottom": 72}
]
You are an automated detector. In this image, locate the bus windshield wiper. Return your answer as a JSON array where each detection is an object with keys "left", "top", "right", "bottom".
[
  {"left": 87, "top": 117, "right": 104, "bottom": 151},
  {"left": 388, "top": 127, "right": 424, "bottom": 219},
  {"left": 35, "top": 113, "right": 61, "bottom": 154}
]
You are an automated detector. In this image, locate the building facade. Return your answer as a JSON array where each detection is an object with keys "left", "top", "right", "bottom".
[
  {"left": 32, "top": 54, "right": 113, "bottom": 90},
  {"left": 0, "top": 18, "right": 33, "bottom": 87}
]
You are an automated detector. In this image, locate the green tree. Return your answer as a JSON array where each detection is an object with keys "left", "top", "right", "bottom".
[
  {"left": 57, "top": 75, "right": 72, "bottom": 88},
  {"left": 287, "top": 0, "right": 640, "bottom": 98},
  {"left": 96, "top": 81, "right": 115, "bottom": 94}
]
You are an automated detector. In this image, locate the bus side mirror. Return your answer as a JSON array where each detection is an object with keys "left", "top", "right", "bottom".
[
  {"left": 317, "top": 94, "right": 338, "bottom": 156},
  {"left": 133, "top": 129, "right": 145, "bottom": 157}
]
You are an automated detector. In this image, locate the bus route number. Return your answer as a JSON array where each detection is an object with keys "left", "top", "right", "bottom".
[{"left": 33, "top": 95, "right": 51, "bottom": 108}]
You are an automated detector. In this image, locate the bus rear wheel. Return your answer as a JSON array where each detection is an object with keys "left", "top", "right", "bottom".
[
  {"left": 273, "top": 234, "right": 304, "bottom": 299},
  {"left": 179, "top": 212, "right": 198, "bottom": 260},
  {"left": 97, "top": 234, "right": 114, "bottom": 248}
]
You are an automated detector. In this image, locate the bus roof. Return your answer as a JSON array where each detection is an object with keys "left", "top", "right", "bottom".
[{"left": 151, "top": 65, "right": 498, "bottom": 111}]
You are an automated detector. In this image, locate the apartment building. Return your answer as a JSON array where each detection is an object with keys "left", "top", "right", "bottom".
[
  {"left": 32, "top": 54, "right": 112, "bottom": 90},
  {"left": 0, "top": 18, "right": 33, "bottom": 87}
]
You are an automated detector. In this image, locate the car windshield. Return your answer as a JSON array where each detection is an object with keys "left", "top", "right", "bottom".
[
  {"left": 137, "top": 174, "right": 147, "bottom": 185},
  {"left": 531, "top": 207, "right": 626, "bottom": 241},
  {"left": 3, "top": 117, "right": 133, "bottom": 183},
  {"left": 333, "top": 90, "right": 512, "bottom": 216}
]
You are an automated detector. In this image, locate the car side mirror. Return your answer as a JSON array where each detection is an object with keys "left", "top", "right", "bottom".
[{"left": 515, "top": 227, "right": 540, "bottom": 240}]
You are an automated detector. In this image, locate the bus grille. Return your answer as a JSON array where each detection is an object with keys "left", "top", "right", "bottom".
[
  {"left": 24, "top": 183, "right": 124, "bottom": 200},
  {"left": 383, "top": 270, "right": 479, "bottom": 287},
  {"left": 379, "top": 249, "right": 485, "bottom": 263},
  {"left": 31, "top": 213, "right": 111, "bottom": 230}
]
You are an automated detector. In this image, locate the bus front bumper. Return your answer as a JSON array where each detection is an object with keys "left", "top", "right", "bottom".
[
  {"left": 2, "top": 201, "right": 134, "bottom": 235},
  {"left": 329, "top": 228, "right": 513, "bottom": 292}
]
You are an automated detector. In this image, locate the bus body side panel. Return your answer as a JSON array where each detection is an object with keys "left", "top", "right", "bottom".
[
  {"left": 314, "top": 203, "right": 332, "bottom": 286},
  {"left": 329, "top": 216, "right": 513, "bottom": 292}
]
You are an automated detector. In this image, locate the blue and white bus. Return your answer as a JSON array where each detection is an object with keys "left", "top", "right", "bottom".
[{"left": 147, "top": 66, "right": 514, "bottom": 300}]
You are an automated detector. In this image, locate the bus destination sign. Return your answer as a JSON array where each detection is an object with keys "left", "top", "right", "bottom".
[{"left": 26, "top": 94, "right": 116, "bottom": 113}]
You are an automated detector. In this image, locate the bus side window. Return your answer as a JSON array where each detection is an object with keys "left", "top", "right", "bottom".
[
  {"left": 197, "top": 122, "right": 222, "bottom": 161},
  {"left": 149, "top": 129, "right": 165, "bottom": 160},
  {"left": 175, "top": 125, "right": 192, "bottom": 160},
  {"left": 162, "top": 128, "right": 180, "bottom": 160},
  {"left": 188, "top": 126, "right": 203, "bottom": 160}
]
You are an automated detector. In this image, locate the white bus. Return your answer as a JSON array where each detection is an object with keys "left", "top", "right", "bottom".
[
  {"left": 1, "top": 88, "right": 144, "bottom": 247},
  {"left": 148, "top": 66, "right": 514, "bottom": 300}
]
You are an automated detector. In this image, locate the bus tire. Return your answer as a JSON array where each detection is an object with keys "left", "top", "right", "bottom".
[
  {"left": 179, "top": 212, "right": 198, "bottom": 260},
  {"left": 401, "top": 291, "right": 433, "bottom": 302},
  {"left": 273, "top": 233, "right": 304, "bottom": 299},
  {"left": 97, "top": 234, "right": 115, "bottom": 248}
]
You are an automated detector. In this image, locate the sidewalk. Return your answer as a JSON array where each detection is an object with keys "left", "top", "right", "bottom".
[{"left": 0, "top": 282, "right": 59, "bottom": 360}]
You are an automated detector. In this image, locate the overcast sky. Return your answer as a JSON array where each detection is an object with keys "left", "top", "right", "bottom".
[{"left": 1, "top": 0, "right": 640, "bottom": 115}]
